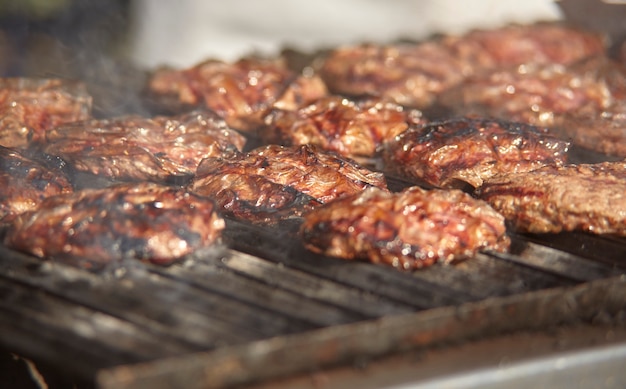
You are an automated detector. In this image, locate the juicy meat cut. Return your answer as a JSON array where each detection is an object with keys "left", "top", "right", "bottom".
[
  {"left": 318, "top": 23, "right": 604, "bottom": 109},
  {"left": 3, "top": 182, "right": 225, "bottom": 269},
  {"left": 259, "top": 96, "right": 427, "bottom": 159},
  {"left": 0, "top": 145, "right": 73, "bottom": 224},
  {"left": 43, "top": 110, "right": 247, "bottom": 183},
  {"left": 190, "top": 144, "right": 388, "bottom": 224},
  {"left": 300, "top": 186, "right": 510, "bottom": 270},
  {"left": 476, "top": 161, "right": 626, "bottom": 236},
  {"left": 382, "top": 117, "right": 570, "bottom": 189},
  {"left": 145, "top": 57, "right": 327, "bottom": 131},
  {"left": 439, "top": 56, "right": 626, "bottom": 157},
  {"left": 0, "top": 78, "right": 92, "bottom": 148}
]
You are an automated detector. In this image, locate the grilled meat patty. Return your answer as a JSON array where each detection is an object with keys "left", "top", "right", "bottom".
[
  {"left": 145, "top": 57, "right": 327, "bottom": 132},
  {"left": 190, "top": 144, "right": 388, "bottom": 224},
  {"left": 0, "top": 78, "right": 92, "bottom": 148},
  {"left": 439, "top": 56, "right": 626, "bottom": 157},
  {"left": 318, "top": 23, "right": 604, "bottom": 109},
  {"left": 259, "top": 96, "right": 427, "bottom": 159},
  {"left": 43, "top": 110, "right": 246, "bottom": 184},
  {"left": 300, "top": 186, "right": 510, "bottom": 270},
  {"left": 382, "top": 117, "right": 570, "bottom": 189},
  {"left": 3, "top": 182, "right": 225, "bottom": 268},
  {"left": 476, "top": 161, "right": 626, "bottom": 236},
  {"left": 0, "top": 145, "right": 73, "bottom": 224}
]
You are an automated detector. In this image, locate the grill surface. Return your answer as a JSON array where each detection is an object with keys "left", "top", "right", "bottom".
[{"left": 1, "top": 203, "right": 625, "bottom": 388}]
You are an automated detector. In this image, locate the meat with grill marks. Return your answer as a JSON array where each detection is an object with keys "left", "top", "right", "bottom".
[
  {"left": 300, "top": 186, "right": 510, "bottom": 270},
  {"left": 3, "top": 182, "right": 225, "bottom": 269},
  {"left": 476, "top": 161, "right": 626, "bottom": 236},
  {"left": 0, "top": 145, "right": 73, "bottom": 224},
  {"left": 259, "top": 96, "right": 427, "bottom": 159},
  {"left": 0, "top": 78, "right": 92, "bottom": 148},
  {"left": 43, "top": 110, "right": 246, "bottom": 184},
  {"left": 318, "top": 23, "right": 604, "bottom": 109},
  {"left": 190, "top": 144, "right": 388, "bottom": 224},
  {"left": 382, "top": 117, "right": 570, "bottom": 189},
  {"left": 439, "top": 56, "right": 626, "bottom": 157},
  {"left": 145, "top": 57, "right": 327, "bottom": 132}
]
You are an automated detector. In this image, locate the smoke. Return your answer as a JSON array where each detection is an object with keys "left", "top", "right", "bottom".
[{"left": 0, "top": 0, "right": 149, "bottom": 118}]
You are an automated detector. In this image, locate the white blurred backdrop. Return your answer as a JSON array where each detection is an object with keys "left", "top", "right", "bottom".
[{"left": 127, "top": 0, "right": 562, "bottom": 68}]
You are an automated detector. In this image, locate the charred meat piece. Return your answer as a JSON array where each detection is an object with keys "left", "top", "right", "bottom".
[
  {"left": 318, "top": 23, "right": 604, "bottom": 109},
  {"left": 0, "top": 145, "right": 73, "bottom": 224},
  {"left": 439, "top": 56, "right": 626, "bottom": 156},
  {"left": 259, "top": 96, "right": 427, "bottom": 159},
  {"left": 43, "top": 110, "right": 246, "bottom": 184},
  {"left": 190, "top": 144, "right": 388, "bottom": 224},
  {"left": 383, "top": 117, "right": 570, "bottom": 189},
  {"left": 300, "top": 186, "right": 510, "bottom": 270},
  {"left": 3, "top": 182, "right": 225, "bottom": 269},
  {"left": 145, "top": 57, "right": 327, "bottom": 132},
  {"left": 0, "top": 78, "right": 92, "bottom": 148},
  {"left": 476, "top": 161, "right": 626, "bottom": 236}
]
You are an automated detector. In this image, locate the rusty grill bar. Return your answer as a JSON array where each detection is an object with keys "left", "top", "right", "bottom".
[{"left": 1, "top": 211, "right": 626, "bottom": 388}]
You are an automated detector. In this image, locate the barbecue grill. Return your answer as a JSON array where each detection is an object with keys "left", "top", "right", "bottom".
[{"left": 1, "top": 1, "right": 626, "bottom": 388}]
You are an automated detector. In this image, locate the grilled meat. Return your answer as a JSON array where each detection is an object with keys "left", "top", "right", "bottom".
[
  {"left": 318, "top": 23, "right": 604, "bottom": 109},
  {"left": 43, "top": 110, "right": 246, "bottom": 184},
  {"left": 0, "top": 78, "right": 92, "bottom": 148},
  {"left": 382, "top": 117, "right": 570, "bottom": 189},
  {"left": 317, "top": 40, "right": 489, "bottom": 109},
  {"left": 145, "top": 57, "right": 327, "bottom": 132},
  {"left": 3, "top": 182, "right": 225, "bottom": 268},
  {"left": 454, "top": 22, "right": 605, "bottom": 67},
  {"left": 190, "top": 144, "right": 388, "bottom": 224},
  {"left": 300, "top": 186, "right": 510, "bottom": 270},
  {"left": 476, "top": 161, "right": 626, "bottom": 236},
  {"left": 439, "top": 56, "right": 626, "bottom": 157},
  {"left": 259, "top": 96, "right": 427, "bottom": 159},
  {"left": 0, "top": 145, "right": 73, "bottom": 224}
]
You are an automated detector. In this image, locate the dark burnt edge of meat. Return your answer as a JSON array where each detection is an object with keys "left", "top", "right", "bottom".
[{"left": 3, "top": 182, "right": 226, "bottom": 271}]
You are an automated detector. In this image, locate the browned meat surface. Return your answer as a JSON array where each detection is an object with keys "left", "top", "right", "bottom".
[
  {"left": 190, "top": 144, "right": 388, "bottom": 224},
  {"left": 318, "top": 23, "right": 604, "bottom": 109},
  {"left": 455, "top": 22, "right": 605, "bottom": 67},
  {"left": 145, "top": 57, "right": 327, "bottom": 132},
  {"left": 317, "top": 41, "right": 488, "bottom": 109},
  {"left": 43, "top": 110, "right": 246, "bottom": 183},
  {"left": 476, "top": 161, "right": 626, "bottom": 236},
  {"left": 0, "top": 78, "right": 92, "bottom": 148},
  {"left": 259, "top": 96, "right": 427, "bottom": 159},
  {"left": 3, "top": 182, "right": 225, "bottom": 269},
  {"left": 382, "top": 117, "right": 570, "bottom": 189},
  {"left": 439, "top": 56, "right": 626, "bottom": 156},
  {"left": 300, "top": 186, "right": 510, "bottom": 270},
  {"left": 0, "top": 145, "right": 73, "bottom": 224}
]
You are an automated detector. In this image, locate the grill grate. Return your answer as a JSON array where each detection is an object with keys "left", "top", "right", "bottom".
[{"left": 1, "top": 211, "right": 625, "bottom": 386}]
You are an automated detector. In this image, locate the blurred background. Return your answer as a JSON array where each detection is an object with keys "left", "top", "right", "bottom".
[
  {"left": 0, "top": 0, "right": 563, "bottom": 73},
  {"left": 1, "top": 0, "right": 625, "bottom": 115}
]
